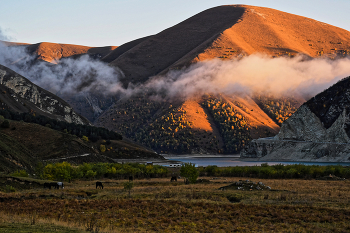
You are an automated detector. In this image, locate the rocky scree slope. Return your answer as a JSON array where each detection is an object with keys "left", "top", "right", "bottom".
[
  {"left": 241, "top": 76, "right": 350, "bottom": 161},
  {"left": 0, "top": 64, "right": 89, "bottom": 125}
]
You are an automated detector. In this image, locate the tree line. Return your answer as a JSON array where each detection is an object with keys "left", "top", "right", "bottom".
[
  {"left": 0, "top": 109, "right": 122, "bottom": 142},
  {"left": 199, "top": 164, "right": 350, "bottom": 179},
  {"left": 32, "top": 162, "right": 168, "bottom": 181}
]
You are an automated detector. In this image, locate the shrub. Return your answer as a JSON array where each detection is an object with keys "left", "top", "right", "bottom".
[
  {"left": 100, "top": 144, "right": 106, "bottom": 153},
  {"left": 1, "top": 119, "right": 10, "bottom": 128},
  {"left": 124, "top": 181, "right": 134, "bottom": 198},
  {"left": 4, "top": 185, "right": 16, "bottom": 193},
  {"left": 180, "top": 163, "right": 199, "bottom": 184},
  {"left": 82, "top": 136, "right": 89, "bottom": 142},
  {"left": 226, "top": 194, "right": 242, "bottom": 203},
  {"left": 11, "top": 170, "right": 29, "bottom": 177}
]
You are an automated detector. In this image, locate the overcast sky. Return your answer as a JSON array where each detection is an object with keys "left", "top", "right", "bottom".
[{"left": 1, "top": 0, "right": 349, "bottom": 47}]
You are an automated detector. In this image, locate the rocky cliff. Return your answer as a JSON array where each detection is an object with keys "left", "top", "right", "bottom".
[
  {"left": 241, "top": 76, "right": 350, "bottom": 162},
  {"left": 0, "top": 64, "right": 89, "bottom": 125}
]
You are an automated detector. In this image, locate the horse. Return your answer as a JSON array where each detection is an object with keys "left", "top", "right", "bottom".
[
  {"left": 96, "top": 181, "right": 103, "bottom": 189},
  {"left": 57, "top": 182, "right": 64, "bottom": 189},
  {"left": 44, "top": 182, "right": 59, "bottom": 189},
  {"left": 129, "top": 176, "right": 133, "bottom": 182},
  {"left": 50, "top": 182, "right": 59, "bottom": 189},
  {"left": 170, "top": 176, "right": 177, "bottom": 182}
]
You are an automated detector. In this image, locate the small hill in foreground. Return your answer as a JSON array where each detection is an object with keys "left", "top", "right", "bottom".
[{"left": 0, "top": 118, "right": 162, "bottom": 173}]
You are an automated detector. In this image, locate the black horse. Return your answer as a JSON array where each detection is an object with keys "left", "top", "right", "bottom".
[
  {"left": 170, "top": 176, "right": 177, "bottom": 182},
  {"left": 96, "top": 181, "right": 103, "bottom": 189},
  {"left": 129, "top": 176, "right": 133, "bottom": 182},
  {"left": 44, "top": 182, "right": 59, "bottom": 189}
]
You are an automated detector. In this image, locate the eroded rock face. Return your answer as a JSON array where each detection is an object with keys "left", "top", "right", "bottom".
[
  {"left": 0, "top": 64, "right": 89, "bottom": 125},
  {"left": 241, "top": 95, "right": 350, "bottom": 161}
]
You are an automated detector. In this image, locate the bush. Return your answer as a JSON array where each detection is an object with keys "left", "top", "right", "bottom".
[
  {"left": 124, "top": 181, "right": 134, "bottom": 198},
  {"left": 100, "top": 144, "right": 106, "bottom": 153},
  {"left": 82, "top": 136, "right": 89, "bottom": 142},
  {"left": 1, "top": 119, "right": 10, "bottom": 128},
  {"left": 11, "top": 170, "right": 28, "bottom": 177},
  {"left": 226, "top": 194, "right": 242, "bottom": 203},
  {"left": 180, "top": 163, "right": 199, "bottom": 184},
  {"left": 4, "top": 185, "right": 16, "bottom": 193}
]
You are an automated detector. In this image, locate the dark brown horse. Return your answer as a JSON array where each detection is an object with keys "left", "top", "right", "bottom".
[{"left": 96, "top": 181, "right": 103, "bottom": 189}]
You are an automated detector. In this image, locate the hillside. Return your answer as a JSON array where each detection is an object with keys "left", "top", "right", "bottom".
[
  {"left": 107, "top": 5, "right": 350, "bottom": 84},
  {"left": 94, "top": 93, "right": 302, "bottom": 154},
  {"left": 241, "top": 75, "right": 350, "bottom": 161},
  {"left": 0, "top": 116, "right": 162, "bottom": 173}
]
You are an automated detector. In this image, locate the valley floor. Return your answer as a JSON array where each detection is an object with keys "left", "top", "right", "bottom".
[{"left": 0, "top": 177, "right": 350, "bottom": 232}]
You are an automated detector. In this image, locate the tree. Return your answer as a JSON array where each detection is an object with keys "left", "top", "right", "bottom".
[
  {"left": 180, "top": 163, "right": 199, "bottom": 184},
  {"left": 123, "top": 181, "right": 134, "bottom": 198}
]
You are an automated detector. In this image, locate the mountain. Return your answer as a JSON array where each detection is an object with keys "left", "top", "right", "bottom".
[
  {"left": 241, "top": 76, "right": 350, "bottom": 161},
  {"left": 4, "top": 41, "right": 118, "bottom": 64},
  {"left": 0, "top": 64, "right": 89, "bottom": 125},
  {"left": 94, "top": 4, "right": 350, "bottom": 154},
  {"left": 3, "top": 5, "right": 350, "bottom": 155},
  {"left": 107, "top": 5, "right": 350, "bottom": 84}
]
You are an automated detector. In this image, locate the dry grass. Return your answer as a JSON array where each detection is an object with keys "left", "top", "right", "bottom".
[{"left": 1, "top": 177, "right": 350, "bottom": 232}]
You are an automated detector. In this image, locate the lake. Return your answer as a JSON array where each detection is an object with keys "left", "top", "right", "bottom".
[{"left": 164, "top": 156, "right": 350, "bottom": 167}]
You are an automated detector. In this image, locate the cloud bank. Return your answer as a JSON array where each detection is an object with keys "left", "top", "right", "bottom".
[
  {"left": 0, "top": 41, "right": 124, "bottom": 95},
  {"left": 141, "top": 54, "right": 350, "bottom": 100},
  {"left": 1, "top": 35, "right": 350, "bottom": 102}
]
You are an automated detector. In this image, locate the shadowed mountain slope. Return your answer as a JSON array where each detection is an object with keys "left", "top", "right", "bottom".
[{"left": 0, "top": 118, "right": 162, "bottom": 173}]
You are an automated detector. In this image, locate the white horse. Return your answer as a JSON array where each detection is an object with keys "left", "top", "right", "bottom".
[{"left": 57, "top": 182, "right": 64, "bottom": 189}]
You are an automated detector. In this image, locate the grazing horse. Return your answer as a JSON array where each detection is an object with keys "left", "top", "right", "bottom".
[
  {"left": 44, "top": 182, "right": 59, "bottom": 189},
  {"left": 96, "top": 181, "right": 103, "bottom": 189},
  {"left": 57, "top": 182, "right": 64, "bottom": 189},
  {"left": 50, "top": 182, "right": 59, "bottom": 189},
  {"left": 129, "top": 176, "right": 133, "bottom": 182},
  {"left": 170, "top": 176, "right": 177, "bottom": 182}
]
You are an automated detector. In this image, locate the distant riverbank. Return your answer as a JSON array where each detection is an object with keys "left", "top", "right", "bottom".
[{"left": 163, "top": 156, "right": 350, "bottom": 167}]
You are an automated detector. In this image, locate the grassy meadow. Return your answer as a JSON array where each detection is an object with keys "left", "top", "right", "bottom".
[{"left": 0, "top": 175, "right": 350, "bottom": 232}]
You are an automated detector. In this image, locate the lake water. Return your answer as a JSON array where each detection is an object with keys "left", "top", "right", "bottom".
[{"left": 165, "top": 156, "right": 350, "bottom": 167}]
